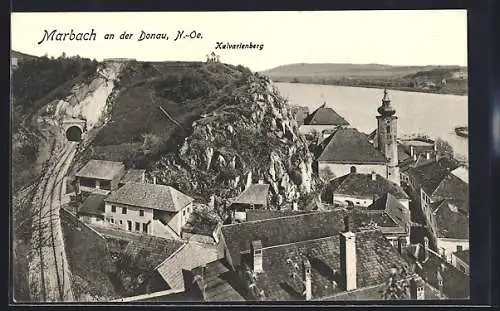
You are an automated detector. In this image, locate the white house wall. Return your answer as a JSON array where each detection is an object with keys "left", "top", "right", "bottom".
[
  {"left": 104, "top": 202, "right": 154, "bottom": 234},
  {"left": 437, "top": 238, "right": 469, "bottom": 264},
  {"left": 318, "top": 162, "right": 387, "bottom": 179}
]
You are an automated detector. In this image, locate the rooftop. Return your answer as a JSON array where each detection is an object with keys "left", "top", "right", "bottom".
[
  {"left": 318, "top": 128, "right": 387, "bottom": 164},
  {"left": 76, "top": 159, "right": 125, "bottom": 180},
  {"left": 453, "top": 249, "right": 470, "bottom": 265},
  {"left": 182, "top": 211, "right": 221, "bottom": 236},
  {"left": 245, "top": 229, "right": 410, "bottom": 301},
  {"left": 451, "top": 166, "right": 469, "bottom": 184},
  {"left": 105, "top": 182, "right": 194, "bottom": 212},
  {"left": 322, "top": 172, "right": 409, "bottom": 201},
  {"left": 303, "top": 105, "right": 350, "bottom": 126},
  {"left": 78, "top": 193, "right": 106, "bottom": 217},
  {"left": 231, "top": 184, "right": 270, "bottom": 206},
  {"left": 120, "top": 169, "right": 146, "bottom": 184},
  {"left": 408, "top": 159, "right": 462, "bottom": 197},
  {"left": 245, "top": 209, "right": 310, "bottom": 222},
  {"left": 431, "top": 199, "right": 469, "bottom": 240},
  {"left": 366, "top": 193, "right": 410, "bottom": 229}
]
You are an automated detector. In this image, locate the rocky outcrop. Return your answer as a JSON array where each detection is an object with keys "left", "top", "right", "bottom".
[{"left": 151, "top": 72, "right": 317, "bottom": 216}]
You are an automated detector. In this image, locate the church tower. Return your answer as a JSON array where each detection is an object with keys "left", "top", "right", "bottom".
[{"left": 375, "top": 89, "right": 400, "bottom": 185}]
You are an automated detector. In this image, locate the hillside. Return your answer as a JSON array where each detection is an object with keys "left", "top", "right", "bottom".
[
  {"left": 261, "top": 63, "right": 468, "bottom": 95},
  {"left": 11, "top": 50, "right": 39, "bottom": 62}
]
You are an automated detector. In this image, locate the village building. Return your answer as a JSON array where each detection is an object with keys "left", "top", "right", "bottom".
[
  {"left": 316, "top": 89, "right": 401, "bottom": 186},
  {"left": 181, "top": 210, "right": 222, "bottom": 245},
  {"left": 76, "top": 193, "right": 106, "bottom": 224},
  {"left": 103, "top": 182, "right": 194, "bottom": 239},
  {"left": 407, "top": 159, "right": 468, "bottom": 258},
  {"left": 451, "top": 246, "right": 469, "bottom": 275},
  {"left": 403, "top": 236, "right": 470, "bottom": 299},
  {"left": 298, "top": 103, "right": 350, "bottom": 140},
  {"left": 451, "top": 165, "right": 469, "bottom": 184},
  {"left": 321, "top": 169, "right": 410, "bottom": 209},
  {"left": 188, "top": 215, "right": 440, "bottom": 301},
  {"left": 119, "top": 168, "right": 146, "bottom": 187},
  {"left": 229, "top": 184, "right": 270, "bottom": 223},
  {"left": 75, "top": 160, "right": 126, "bottom": 195}
]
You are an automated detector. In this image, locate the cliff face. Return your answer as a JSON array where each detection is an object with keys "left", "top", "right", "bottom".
[{"left": 151, "top": 72, "right": 316, "bottom": 217}]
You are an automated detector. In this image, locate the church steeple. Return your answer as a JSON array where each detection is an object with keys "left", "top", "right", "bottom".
[{"left": 377, "top": 89, "right": 396, "bottom": 117}]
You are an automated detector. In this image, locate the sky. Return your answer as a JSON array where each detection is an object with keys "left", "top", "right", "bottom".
[{"left": 11, "top": 10, "right": 467, "bottom": 72}]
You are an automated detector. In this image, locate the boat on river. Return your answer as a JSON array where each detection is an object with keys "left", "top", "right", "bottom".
[{"left": 454, "top": 126, "right": 468, "bottom": 138}]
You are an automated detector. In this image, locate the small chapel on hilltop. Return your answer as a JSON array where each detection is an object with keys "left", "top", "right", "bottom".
[{"left": 317, "top": 89, "right": 401, "bottom": 186}]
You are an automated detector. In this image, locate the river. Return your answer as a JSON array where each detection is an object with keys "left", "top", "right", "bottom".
[{"left": 274, "top": 82, "right": 468, "bottom": 161}]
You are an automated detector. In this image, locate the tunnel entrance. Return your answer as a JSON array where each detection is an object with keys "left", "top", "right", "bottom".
[{"left": 66, "top": 126, "right": 82, "bottom": 141}]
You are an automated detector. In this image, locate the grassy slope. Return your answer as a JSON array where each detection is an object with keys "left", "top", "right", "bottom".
[
  {"left": 82, "top": 61, "right": 248, "bottom": 169},
  {"left": 261, "top": 63, "right": 468, "bottom": 95}
]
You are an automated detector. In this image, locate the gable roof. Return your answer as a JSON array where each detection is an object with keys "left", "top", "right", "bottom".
[
  {"left": 408, "top": 159, "right": 461, "bottom": 197},
  {"left": 245, "top": 209, "right": 310, "bottom": 222},
  {"left": 318, "top": 128, "right": 387, "bottom": 164},
  {"left": 323, "top": 172, "right": 409, "bottom": 201},
  {"left": 432, "top": 199, "right": 469, "bottom": 239},
  {"left": 247, "top": 230, "right": 410, "bottom": 300},
  {"left": 156, "top": 242, "right": 219, "bottom": 291},
  {"left": 76, "top": 159, "right": 125, "bottom": 180},
  {"left": 120, "top": 169, "right": 146, "bottom": 184},
  {"left": 303, "top": 106, "right": 349, "bottom": 126},
  {"left": 105, "top": 182, "right": 194, "bottom": 212},
  {"left": 367, "top": 192, "right": 410, "bottom": 229},
  {"left": 451, "top": 166, "right": 469, "bottom": 184},
  {"left": 231, "top": 184, "right": 270, "bottom": 206},
  {"left": 221, "top": 210, "right": 348, "bottom": 267}
]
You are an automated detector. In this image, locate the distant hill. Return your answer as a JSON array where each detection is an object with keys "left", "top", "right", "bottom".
[
  {"left": 11, "top": 50, "right": 38, "bottom": 62},
  {"left": 261, "top": 63, "right": 468, "bottom": 95}
]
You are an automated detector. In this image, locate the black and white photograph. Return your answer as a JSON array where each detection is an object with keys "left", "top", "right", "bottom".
[{"left": 11, "top": 10, "right": 470, "bottom": 303}]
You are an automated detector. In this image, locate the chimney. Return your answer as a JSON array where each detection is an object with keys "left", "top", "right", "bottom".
[
  {"left": 426, "top": 152, "right": 430, "bottom": 160},
  {"left": 340, "top": 216, "right": 357, "bottom": 291},
  {"left": 413, "top": 153, "right": 417, "bottom": 161},
  {"left": 371, "top": 171, "right": 376, "bottom": 181},
  {"left": 397, "top": 236, "right": 407, "bottom": 254},
  {"left": 152, "top": 176, "right": 157, "bottom": 184},
  {"left": 251, "top": 240, "right": 263, "bottom": 273},
  {"left": 409, "top": 277, "right": 425, "bottom": 300},
  {"left": 456, "top": 245, "right": 463, "bottom": 252},
  {"left": 350, "top": 166, "right": 357, "bottom": 174},
  {"left": 303, "top": 259, "right": 312, "bottom": 300},
  {"left": 410, "top": 145, "right": 414, "bottom": 157}
]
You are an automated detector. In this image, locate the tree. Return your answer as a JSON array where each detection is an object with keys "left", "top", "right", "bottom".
[{"left": 435, "top": 137, "right": 454, "bottom": 158}]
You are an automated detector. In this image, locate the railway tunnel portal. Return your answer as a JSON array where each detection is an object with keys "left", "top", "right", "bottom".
[{"left": 61, "top": 118, "right": 87, "bottom": 142}]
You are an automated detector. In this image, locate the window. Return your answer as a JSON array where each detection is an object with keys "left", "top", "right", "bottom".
[
  {"left": 100, "top": 180, "right": 111, "bottom": 190},
  {"left": 183, "top": 210, "right": 186, "bottom": 216},
  {"left": 135, "top": 222, "right": 140, "bottom": 231},
  {"left": 110, "top": 218, "right": 114, "bottom": 224},
  {"left": 142, "top": 223, "right": 148, "bottom": 233},
  {"left": 139, "top": 210, "right": 144, "bottom": 217},
  {"left": 111, "top": 205, "right": 116, "bottom": 213},
  {"left": 127, "top": 220, "right": 132, "bottom": 231},
  {"left": 122, "top": 207, "right": 127, "bottom": 214},
  {"left": 119, "top": 220, "right": 123, "bottom": 225}
]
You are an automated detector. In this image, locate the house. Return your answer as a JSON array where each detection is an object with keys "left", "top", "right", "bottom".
[
  {"left": 189, "top": 216, "right": 440, "bottom": 301},
  {"left": 76, "top": 193, "right": 106, "bottom": 224},
  {"left": 317, "top": 128, "right": 388, "bottom": 179},
  {"left": 299, "top": 104, "right": 350, "bottom": 139},
  {"left": 430, "top": 199, "right": 469, "bottom": 261},
  {"left": 289, "top": 105, "right": 310, "bottom": 126},
  {"left": 229, "top": 184, "right": 270, "bottom": 223},
  {"left": 119, "top": 168, "right": 146, "bottom": 187},
  {"left": 407, "top": 159, "right": 467, "bottom": 249},
  {"left": 75, "top": 160, "right": 126, "bottom": 195},
  {"left": 451, "top": 246, "right": 469, "bottom": 275},
  {"left": 321, "top": 169, "right": 409, "bottom": 209},
  {"left": 104, "top": 182, "right": 194, "bottom": 238},
  {"left": 181, "top": 210, "right": 222, "bottom": 245},
  {"left": 403, "top": 237, "right": 470, "bottom": 299}
]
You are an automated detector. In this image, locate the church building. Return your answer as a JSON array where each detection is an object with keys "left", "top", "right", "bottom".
[{"left": 317, "top": 89, "right": 401, "bottom": 186}]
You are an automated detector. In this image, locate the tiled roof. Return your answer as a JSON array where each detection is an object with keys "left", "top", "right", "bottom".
[
  {"left": 249, "top": 230, "right": 410, "bottom": 301},
  {"left": 405, "top": 244, "right": 469, "bottom": 299},
  {"left": 432, "top": 199, "right": 469, "bottom": 239},
  {"left": 322, "top": 282, "right": 441, "bottom": 300},
  {"left": 451, "top": 166, "right": 469, "bottom": 184},
  {"left": 304, "top": 106, "right": 350, "bottom": 126},
  {"left": 191, "top": 259, "right": 247, "bottom": 301},
  {"left": 318, "top": 128, "right": 387, "bottom": 164},
  {"left": 156, "top": 242, "right": 219, "bottom": 291},
  {"left": 245, "top": 209, "right": 310, "bottom": 222},
  {"left": 366, "top": 129, "right": 377, "bottom": 141},
  {"left": 323, "top": 172, "right": 409, "bottom": 201},
  {"left": 183, "top": 212, "right": 220, "bottom": 236},
  {"left": 397, "top": 143, "right": 411, "bottom": 162},
  {"left": 105, "top": 182, "right": 194, "bottom": 212},
  {"left": 78, "top": 193, "right": 105, "bottom": 217},
  {"left": 367, "top": 193, "right": 410, "bottom": 229},
  {"left": 432, "top": 174, "right": 469, "bottom": 202},
  {"left": 408, "top": 159, "right": 461, "bottom": 196},
  {"left": 76, "top": 159, "right": 125, "bottom": 180},
  {"left": 231, "top": 184, "right": 270, "bottom": 206},
  {"left": 453, "top": 249, "right": 470, "bottom": 265},
  {"left": 120, "top": 169, "right": 146, "bottom": 184},
  {"left": 221, "top": 210, "right": 348, "bottom": 267}
]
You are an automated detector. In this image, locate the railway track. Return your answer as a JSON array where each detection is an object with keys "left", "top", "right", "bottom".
[{"left": 30, "top": 142, "right": 77, "bottom": 302}]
